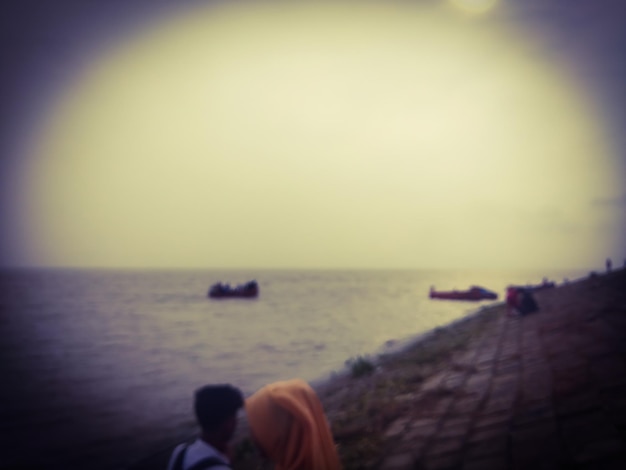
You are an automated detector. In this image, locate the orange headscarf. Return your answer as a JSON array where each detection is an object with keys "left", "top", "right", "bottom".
[{"left": 245, "top": 379, "right": 341, "bottom": 470}]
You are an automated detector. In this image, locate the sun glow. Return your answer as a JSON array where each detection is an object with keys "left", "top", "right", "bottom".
[
  {"left": 449, "top": 0, "right": 499, "bottom": 15},
  {"left": 12, "top": 1, "right": 622, "bottom": 269}
]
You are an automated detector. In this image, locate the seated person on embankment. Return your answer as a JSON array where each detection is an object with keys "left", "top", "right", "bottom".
[
  {"left": 167, "top": 384, "right": 244, "bottom": 470},
  {"left": 506, "top": 286, "right": 539, "bottom": 317},
  {"left": 245, "top": 378, "right": 342, "bottom": 470}
]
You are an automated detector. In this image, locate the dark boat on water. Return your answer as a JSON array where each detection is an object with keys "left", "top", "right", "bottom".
[
  {"left": 208, "top": 280, "right": 259, "bottom": 299},
  {"left": 429, "top": 285, "right": 498, "bottom": 301}
]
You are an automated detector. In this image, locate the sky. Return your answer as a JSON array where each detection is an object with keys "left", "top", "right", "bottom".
[{"left": 1, "top": 0, "right": 625, "bottom": 270}]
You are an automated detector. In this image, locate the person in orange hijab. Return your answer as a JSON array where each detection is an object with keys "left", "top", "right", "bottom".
[{"left": 245, "top": 379, "right": 342, "bottom": 470}]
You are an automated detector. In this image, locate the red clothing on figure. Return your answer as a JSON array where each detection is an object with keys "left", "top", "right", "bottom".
[{"left": 506, "top": 287, "right": 520, "bottom": 315}]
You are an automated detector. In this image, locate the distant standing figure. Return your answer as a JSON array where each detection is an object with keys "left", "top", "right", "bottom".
[
  {"left": 506, "top": 286, "right": 520, "bottom": 316},
  {"left": 167, "top": 384, "right": 244, "bottom": 470},
  {"left": 245, "top": 379, "right": 341, "bottom": 470},
  {"left": 606, "top": 258, "right": 612, "bottom": 272}
]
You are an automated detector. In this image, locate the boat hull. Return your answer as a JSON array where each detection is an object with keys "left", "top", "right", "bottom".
[
  {"left": 208, "top": 280, "right": 259, "bottom": 299},
  {"left": 208, "top": 290, "right": 258, "bottom": 299},
  {"left": 429, "top": 287, "right": 498, "bottom": 301}
]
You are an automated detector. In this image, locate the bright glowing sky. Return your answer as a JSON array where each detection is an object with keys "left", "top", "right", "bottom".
[{"left": 2, "top": 0, "right": 625, "bottom": 269}]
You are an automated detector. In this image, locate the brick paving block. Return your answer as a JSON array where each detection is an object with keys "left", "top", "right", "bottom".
[
  {"left": 494, "top": 362, "right": 520, "bottom": 377},
  {"left": 479, "top": 339, "right": 500, "bottom": 350},
  {"left": 552, "top": 372, "right": 591, "bottom": 397},
  {"left": 396, "top": 393, "right": 420, "bottom": 403},
  {"left": 463, "top": 454, "right": 508, "bottom": 470},
  {"left": 442, "top": 372, "right": 467, "bottom": 391},
  {"left": 555, "top": 389, "right": 602, "bottom": 417},
  {"left": 605, "top": 312, "right": 626, "bottom": 331},
  {"left": 421, "top": 373, "right": 447, "bottom": 392},
  {"left": 521, "top": 356, "right": 546, "bottom": 369},
  {"left": 549, "top": 351, "right": 588, "bottom": 371},
  {"left": 510, "top": 433, "right": 561, "bottom": 462},
  {"left": 499, "top": 344, "right": 520, "bottom": 355},
  {"left": 421, "top": 397, "right": 454, "bottom": 418},
  {"left": 408, "top": 418, "right": 440, "bottom": 430},
  {"left": 499, "top": 350, "right": 521, "bottom": 363},
  {"left": 521, "top": 338, "right": 541, "bottom": 350},
  {"left": 466, "top": 435, "right": 508, "bottom": 460},
  {"left": 405, "top": 419, "right": 440, "bottom": 441},
  {"left": 496, "top": 352, "right": 521, "bottom": 366},
  {"left": 511, "top": 401, "right": 554, "bottom": 427},
  {"left": 560, "top": 411, "right": 621, "bottom": 449},
  {"left": 419, "top": 452, "right": 463, "bottom": 470},
  {"left": 450, "top": 396, "right": 482, "bottom": 415},
  {"left": 600, "top": 384, "right": 626, "bottom": 428},
  {"left": 454, "top": 350, "right": 479, "bottom": 365},
  {"left": 539, "top": 319, "right": 568, "bottom": 334},
  {"left": 549, "top": 351, "right": 588, "bottom": 368},
  {"left": 521, "top": 383, "right": 552, "bottom": 404},
  {"left": 500, "top": 335, "right": 519, "bottom": 347},
  {"left": 521, "top": 330, "right": 540, "bottom": 341},
  {"left": 394, "top": 437, "right": 428, "bottom": 457},
  {"left": 544, "top": 342, "right": 573, "bottom": 358},
  {"left": 380, "top": 452, "right": 416, "bottom": 470},
  {"left": 464, "top": 374, "right": 491, "bottom": 395},
  {"left": 579, "top": 342, "right": 615, "bottom": 359},
  {"left": 603, "top": 405, "right": 626, "bottom": 429},
  {"left": 550, "top": 354, "right": 589, "bottom": 372},
  {"left": 479, "top": 338, "right": 500, "bottom": 350},
  {"left": 567, "top": 438, "right": 624, "bottom": 466},
  {"left": 490, "top": 374, "right": 519, "bottom": 392},
  {"left": 426, "top": 437, "right": 465, "bottom": 457},
  {"left": 386, "top": 417, "right": 411, "bottom": 438},
  {"left": 475, "top": 358, "right": 495, "bottom": 370},
  {"left": 597, "top": 379, "right": 626, "bottom": 397},
  {"left": 510, "top": 430, "right": 561, "bottom": 468},
  {"left": 522, "top": 367, "right": 552, "bottom": 395},
  {"left": 467, "top": 425, "right": 507, "bottom": 445},
  {"left": 489, "top": 379, "right": 519, "bottom": 396},
  {"left": 591, "top": 318, "right": 624, "bottom": 339},
  {"left": 483, "top": 396, "right": 515, "bottom": 415},
  {"left": 511, "top": 444, "right": 561, "bottom": 470},
  {"left": 437, "top": 417, "right": 471, "bottom": 439},
  {"left": 473, "top": 411, "right": 511, "bottom": 431},
  {"left": 477, "top": 345, "right": 499, "bottom": 356},
  {"left": 522, "top": 363, "right": 551, "bottom": 378},
  {"left": 510, "top": 418, "right": 557, "bottom": 442},
  {"left": 589, "top": 355, "right": 626, "bottom": 388},
  {"left": 441, "top": 417, "right": 472, "bottom": 428},
  {"left": 579, "top": 454, "right": 626, "bottom": 470}
]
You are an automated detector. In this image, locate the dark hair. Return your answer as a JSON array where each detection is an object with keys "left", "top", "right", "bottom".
[{"left": 194, "top": 384, "right": 244, "bottom": 432}]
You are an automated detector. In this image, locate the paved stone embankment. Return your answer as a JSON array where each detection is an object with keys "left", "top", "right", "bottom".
[{"left": 379, "top": 269, "right": 626, "bottom": 470}]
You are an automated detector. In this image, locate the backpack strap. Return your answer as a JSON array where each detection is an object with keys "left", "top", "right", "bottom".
[
  {"left": 171, "top": 443, "right": 231, "bottom": 470},
  {"left": 187, "top": 457, "right": 231, "bottom": 470},
  {"left": 172, "top": 444, "right": 188, "bottom": 470}
]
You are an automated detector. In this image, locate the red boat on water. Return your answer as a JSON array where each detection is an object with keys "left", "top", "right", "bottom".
[{"left": 429, "top": 285, "right": 498, "bottom": 301}]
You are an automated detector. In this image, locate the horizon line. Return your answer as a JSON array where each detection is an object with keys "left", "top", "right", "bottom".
[{"left": 0, "top": 265, "right": 596, "bottom": 272}]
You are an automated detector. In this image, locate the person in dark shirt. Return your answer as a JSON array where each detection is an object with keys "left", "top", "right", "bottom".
[{"left": 167, "top": 384, "right": 244, "bottom": 470}]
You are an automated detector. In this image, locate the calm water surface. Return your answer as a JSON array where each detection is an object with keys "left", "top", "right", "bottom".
[{"left": 0, "top": 268, "right": 585, "bottom": 469}]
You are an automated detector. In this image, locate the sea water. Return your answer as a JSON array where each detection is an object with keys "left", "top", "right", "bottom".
[{"left": 0, "top": 268, "right": 586, "bottom": 469}]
